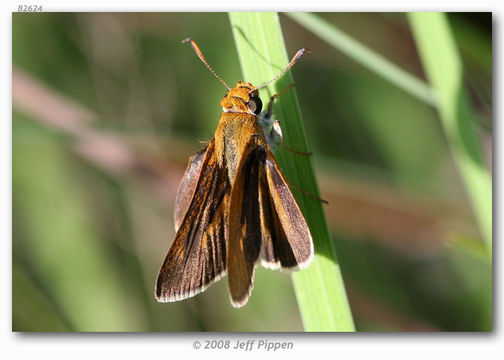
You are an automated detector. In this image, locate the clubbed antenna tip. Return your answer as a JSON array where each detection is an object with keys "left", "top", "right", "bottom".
[
  {"left": 182, "top": 38, "right": 231, "bottom": 90},
  {"left": 253, "top": 48, "right": 311, "bottom": 91}
]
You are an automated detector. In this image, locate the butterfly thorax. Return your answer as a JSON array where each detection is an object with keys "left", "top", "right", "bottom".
[{"left": 215, "top": 81, "right": 266, "bottom": 184}]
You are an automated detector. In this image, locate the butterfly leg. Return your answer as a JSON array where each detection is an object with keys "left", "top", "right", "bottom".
[
  {"left": 259, "top": 83, "right": 312, "bottom": 157},
  {"left": 288, "top": 180, "right": 329, "bottom": 204},
  {"left": 280, "top": 142, "right": 313, "bottom": 157}
]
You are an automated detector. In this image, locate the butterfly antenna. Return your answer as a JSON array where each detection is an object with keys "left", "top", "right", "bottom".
[
  {"left": 182, "top": 38, "right": 231, "bottom": 90},
  {"left": 252, "top": 48, "right": 311, "bottom": 91}
]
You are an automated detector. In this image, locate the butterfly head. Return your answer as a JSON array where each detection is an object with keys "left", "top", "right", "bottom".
[{"left": 221, "top": 81, "right": 263, "bottom": 115}]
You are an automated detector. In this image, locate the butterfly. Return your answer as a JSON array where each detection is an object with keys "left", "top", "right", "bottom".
[{"left": 155, "top": 39, "right": 313, "bottom": 307}]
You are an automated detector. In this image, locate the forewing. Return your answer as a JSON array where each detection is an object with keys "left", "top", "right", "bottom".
[
  {"left": 227, "top": 145, "right": 264, "bottom": 307},
  {"left": 174, "top": 146, "right": 207, "bottom": 231},
  {"left": 259, "top": 170, "right": 295, "bottom": 269},
  {"left": 156, "top": 140, "right": 229, "bottom": 302},
  {"left": 261, "top": 151, "right": 313, "bottom": 270}
]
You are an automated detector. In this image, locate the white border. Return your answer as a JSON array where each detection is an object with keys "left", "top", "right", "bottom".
[{"left": 3, "top": 1, "right": 502, "bottom": 359}]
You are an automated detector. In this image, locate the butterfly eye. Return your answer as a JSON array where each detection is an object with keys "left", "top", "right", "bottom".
[{"left": 248, "top": 96, "right": 263, "bottom": 115}]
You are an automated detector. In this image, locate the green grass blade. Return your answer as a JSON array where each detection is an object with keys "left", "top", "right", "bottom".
[
  {"left": 408, "top": 13, "right": 492, "bottom": 255},
  {"left": 286, "top": 12, "right": 436, "bottom": 106},
  {"left": 228, "top": 12, "right": 355, "bottom": 331}
]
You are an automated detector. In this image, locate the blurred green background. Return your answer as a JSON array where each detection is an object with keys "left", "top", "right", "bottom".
[{"left": 12, "top": 12, "right": 492, "bottom": 331}]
